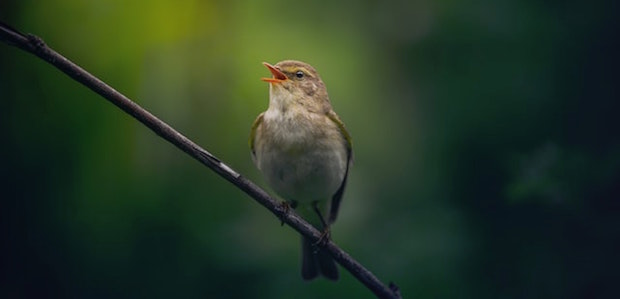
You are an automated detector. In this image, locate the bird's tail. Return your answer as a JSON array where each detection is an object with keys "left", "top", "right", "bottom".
[{"left": 301, "top": 237, "right": 339, "bottom": 281}]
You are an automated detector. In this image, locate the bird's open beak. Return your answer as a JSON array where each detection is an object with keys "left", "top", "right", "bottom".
[{"left": 261, "top": 62, "right": 287, "bottom": 83}]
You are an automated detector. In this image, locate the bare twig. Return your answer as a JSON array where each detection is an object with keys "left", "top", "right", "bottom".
[{"left": 0, "top": 21, "right": 401, "bottom": 299}]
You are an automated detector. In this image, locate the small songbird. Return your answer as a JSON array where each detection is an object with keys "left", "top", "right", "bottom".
[{"left": 250, "top": 60, "right": 352, "bottom": 280}]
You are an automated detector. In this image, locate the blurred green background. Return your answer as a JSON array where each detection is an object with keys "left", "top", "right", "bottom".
[{"left": 1, "top": 0, "right": 618, "bottom": 298}]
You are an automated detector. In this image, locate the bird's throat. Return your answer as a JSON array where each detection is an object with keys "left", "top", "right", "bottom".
[{"left": 268, "top": 87, "right": 295, "bottom": 114}]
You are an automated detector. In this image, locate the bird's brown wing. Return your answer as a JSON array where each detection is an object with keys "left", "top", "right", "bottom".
[
  {"left": 327, "top": 110, "right": 352, "bottom": 224},
  {"left": 249, "top": 112, "right": 264, "bottom": 161}
]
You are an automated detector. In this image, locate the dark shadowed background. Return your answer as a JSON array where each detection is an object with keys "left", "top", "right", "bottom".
[{"left": 1, "top": 1, "right": 618, "bottom": 298}]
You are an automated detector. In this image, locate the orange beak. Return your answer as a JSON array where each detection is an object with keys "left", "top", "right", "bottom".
[{"left": 261, "top": 62, "right": 287, "bottom": 83}]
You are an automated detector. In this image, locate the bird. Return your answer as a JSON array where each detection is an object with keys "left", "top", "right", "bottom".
[{"left": 249, "top": 60, "right": 352, "bottom": 280}]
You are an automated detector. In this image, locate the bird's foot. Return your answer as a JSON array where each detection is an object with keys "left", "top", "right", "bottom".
[
  {"left": 313, "top": 226, "right": 331, "bottom": 249},
  {"left": 278, "top": 201, "right": 297, "bottom": 226}
]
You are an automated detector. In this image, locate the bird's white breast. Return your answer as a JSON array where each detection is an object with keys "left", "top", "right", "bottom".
[{"left": 255, "top": 107, "right": 347, "bottom": 204}]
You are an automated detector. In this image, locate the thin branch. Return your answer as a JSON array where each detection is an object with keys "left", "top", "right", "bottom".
[{"left": 0, "top": 21, "right": 401, "bottom": 299}]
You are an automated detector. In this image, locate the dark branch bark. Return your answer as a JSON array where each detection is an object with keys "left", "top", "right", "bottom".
[{"left": 0, "top": 21, "right": 401, "bottom": 299}]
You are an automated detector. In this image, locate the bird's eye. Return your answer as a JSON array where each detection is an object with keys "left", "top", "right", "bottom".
[{"left": 295, "top": 71, "right": 304, "bottom": 79}]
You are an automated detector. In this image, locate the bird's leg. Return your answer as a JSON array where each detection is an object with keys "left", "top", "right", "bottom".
[
  {"left": 312, "top": 201, "right": 331, "bottom": 248},
  {"left": 278, "top": 200, "right": 297, "bottom": 226}
]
